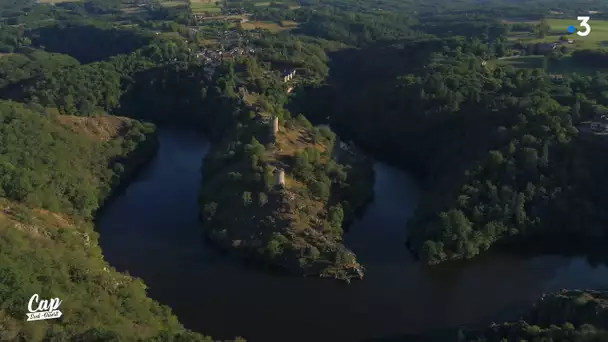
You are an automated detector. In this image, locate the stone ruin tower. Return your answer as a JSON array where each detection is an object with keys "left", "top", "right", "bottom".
[
  {"left": 269, "top": 116, "right": 279, "bottom": 142},
  {"left": 272, "top": 116, "right": 279, "bottom": 135},
  {"left": 283, "top": 70, "right": 296, "bottom": 83},
  {"left": 274, "top": 168, "right": 285, "bottom": 188}
]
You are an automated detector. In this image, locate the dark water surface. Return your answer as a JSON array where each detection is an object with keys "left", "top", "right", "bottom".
[{"left": 98, "top": 128, "right": 608, "bottom": 342}]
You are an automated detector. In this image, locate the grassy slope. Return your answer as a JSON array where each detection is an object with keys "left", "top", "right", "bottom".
[
  {"left": 57, "top": 115, "right": 132, "bottom": 142},
  {"left": 0, "top": 199, "right": 197, "bottom": 340},
  {"left": 0, "top": 103, "right": 218, "bottom": 340}
]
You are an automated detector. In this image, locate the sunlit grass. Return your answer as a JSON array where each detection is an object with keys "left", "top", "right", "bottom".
[
  {"left": 190, "top": 0, "right": 221, "bottom": 13},
  {"left": 508, "top": 18, "right": 608, "bottom": 50},
  {"left": 241, "top": 20, "right": 298, "bottom": 32}
]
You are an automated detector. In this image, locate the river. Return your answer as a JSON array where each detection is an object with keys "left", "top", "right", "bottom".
[{"left": 98, "top": 127, "right": 608, "bottom": 342}]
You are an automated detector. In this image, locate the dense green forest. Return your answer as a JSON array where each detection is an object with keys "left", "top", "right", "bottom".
[
  {"left": 281, "top": 3, "right": 608, "bottom": 264},
  {"left": 0, "top": 2, "right": 224, "bottom": 340},
  {"left": 294, "top": 32, "right": 608, "bottom": 265},
  {"left": 398, "top": 290, "right": 608, "bottom": 341},
  {"left": 0, "top": 201, "right": 211, "bottom": 341},
  {"left": 2, "top": 0, "right": 608, "bottom": 339},
  {"left": 462, "top": 290, "right": 608, "bottom": 341},
  {"left": 0, "top": 102, "right": 219, "bottom": 340},
  {"left": 0, "top": 101, "right": 157, "bottom": 218}
]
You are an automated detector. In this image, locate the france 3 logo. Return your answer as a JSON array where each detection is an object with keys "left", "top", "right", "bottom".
[{"left": 568, "top": 17, "right": 591, "bottom": 37}]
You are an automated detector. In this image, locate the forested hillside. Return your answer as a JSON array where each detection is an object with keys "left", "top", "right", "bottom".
[
  {"left": 198, "top": 58, "right": 374, "bottom": 281},
  {"left": 0, "top": 2, "right": 226, "bottom": 340},
  {"left": 0, "top": 102, "right": 216, "bottom": 340},
  {"left": 461, "top": 290, "right": 608, "bottom": 341},
  {"left": 400, "top": 290, "right": 608, "bottom": 341},
  {"left": 293, "top": 28, "right": 608, "bottom": 265},
  {"left": 2, "top": 0, "right": 608, "bottom": 339},
  {"left": 0, "top": 101, "right": 157, "bottom": 218}
]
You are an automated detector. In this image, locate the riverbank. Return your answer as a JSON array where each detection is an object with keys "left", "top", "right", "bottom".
[
  {"left": 94, "top": 131, "right": 608, "bottom": 341},
  {"left": 92, "top": 119, "right": 160, "bottom": 221},
  {"left": 192, "top": 61, "right": 376, "bottom": 282},
  {"left": 368, "top": 289, "right": 608, "bottom": 341},
  {"left": 333, "top": 140, "right": 376, "bottom": 230},
  {"left": 198, "top": 111, "right": 375, "bottom": 282},
  {"left": 457, "top": 289, "right": 608, "bottom": 341},
  {"left": 0, "top": 106, "right": 212, "bottom": 340}
]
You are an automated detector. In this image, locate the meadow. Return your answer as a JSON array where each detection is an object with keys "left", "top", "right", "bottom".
[
  {"left": 240, "top": 20, "right": 298, "bottom": 32},
  {"left": 251, "top": 0, "right": 299, "bottom": 8},
  {"left": 491, "top": 54, "right": 608, "bottom": 76},
  {"left": 190, "top": 0, "right": 221, "bottom": 14},
  {"left": 508, "top": 18, "right": 608, "bottom": 50},
  {"left": 38, "top": 0, "right": 77, "bottom": 3},
  {"left": 160, "top": 0, "right": 188, "bottom": 8}
]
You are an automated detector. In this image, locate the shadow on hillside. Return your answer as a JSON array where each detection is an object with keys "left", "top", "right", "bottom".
[
  {"left": 118, "top": 64, "right": 208, "bottom": 124},
  {"left": 27, "top": 24, "right": 150, "bottom": 63}
]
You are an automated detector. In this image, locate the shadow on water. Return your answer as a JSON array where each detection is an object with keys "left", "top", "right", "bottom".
[{"left": 98, "top": 127, "right": 608, "bottom": 342}]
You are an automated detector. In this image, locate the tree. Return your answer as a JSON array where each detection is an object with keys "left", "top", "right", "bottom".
[
  {"left": 310, "top": 179, "right": 331, "bottom": 201},
  {"left": 572, "top": 101, "right": 581, "bottom": 122},
  {"left": 311, "top": 127, "right": 323, "bottom": 144},
  {"left": 258, "top": 192, "right": 268, "bottom": 207},
  {"left": 536, "top": 20, "right": 551, "bottom": 38},
  {"left": 318, "top": 125, "right": 336, "bottom": 142},
  {"left": 296, "top": 114, "right": 312, "bottom": 129},
  {"left": 263, "top": 166, "right": 275, "bottom": 192},
  {"left": 202, "top": 202, "right": 218, "bottom": 221},
  {"left": 514, "top": 192, "right": 527, "bottom": 227},
  {"left": 293, "top": 151, "right": 314, "bottom": 182},
  {"left": 242, "top": 191, "right": 252, "bottom": 206},
  {"left": 266, "top": 233, "right": 289, "bottom": 258},
  {"left": 307, "top": 245, "right": 320, "bottom": 260},
  {"left": 328, "top": 204, "right": 344, "bottom": 233}
]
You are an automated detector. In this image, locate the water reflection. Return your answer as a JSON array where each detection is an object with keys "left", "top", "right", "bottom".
[{"left": 98, "top": 128, "right": 608, "bottom": 342}]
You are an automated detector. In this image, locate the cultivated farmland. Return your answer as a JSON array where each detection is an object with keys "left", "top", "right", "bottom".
[
  {"left": 508, "top": 18, "right": 608, "bottom": 50},
  {"left": 190, "top": 0, "right": 221, "bottom": 14}
]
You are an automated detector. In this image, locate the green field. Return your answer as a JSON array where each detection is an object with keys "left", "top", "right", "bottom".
[
  {"left": 160, "top": 0, "right": 188, "bottom": 8},
  {"left": 190, "top": 0, "right": 221, "bottom": 13},
  {"left": 491, "top": 55, "right": 608, "bottom": 75},
  {"left": 38, "top": 0, "right": 78, "bottom": 3},
  {"left": 508, "top": 18, "right": 608, "bottom": 50},
  {"left": 241, "top": 20, "right": 298, "bottom": 32}
]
